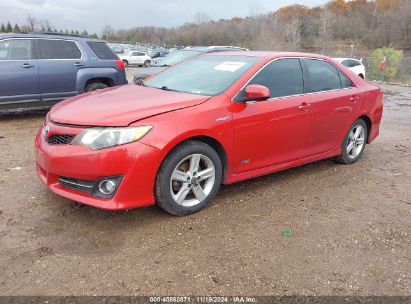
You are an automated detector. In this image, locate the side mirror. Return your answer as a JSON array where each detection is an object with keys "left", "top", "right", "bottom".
[{"left": 244, "top": 84, "right": 270, "bottom": 102}]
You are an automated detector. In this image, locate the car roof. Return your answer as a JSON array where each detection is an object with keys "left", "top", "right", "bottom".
[
  {"left": 183, "top": 46, "right": 249, "bottom": 53},
  {"left": 0, "top": 33, "right": 104, "bottom": 42},
  {"left": 206, "top": 51, "right": 334, "bottom": 60},
  {"left": 334, "top": 57, "right": 361, "bottom": 62}
]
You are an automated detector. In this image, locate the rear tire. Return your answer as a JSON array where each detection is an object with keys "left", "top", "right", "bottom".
[
  {"left": 143, "top": 60, "right": 151, "bottom": 68},
  {"left": 155, "top": 140, "right": 222, "bottom": 216},
  {"left": 359, "top": 74, "right": 365, "bottom": 79},
  {"left": 85, "top": 82, "right": 108, "bottom": 92},
  {"left": 123, "top": 60, "right": 128, "bottom": 67},
  {"left": 336, "top": 119, "right": 368, "bottom": 164}
]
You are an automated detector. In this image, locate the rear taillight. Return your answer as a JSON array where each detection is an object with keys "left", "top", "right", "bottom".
[{"left": 115, "top": 60, "right": 125, "bottom": 69}]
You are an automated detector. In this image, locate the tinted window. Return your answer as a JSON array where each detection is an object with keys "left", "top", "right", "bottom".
[
  {"left": 352, "top": 60, "right": 361, "bottom": 67},
  {"left": 38, "top": 39, "right": 81, "bottom": 59},
  {"left": 132, "top": 52, "right": 145, "bottom": 56},
  {"left": 339, "top": 70, "right": 353, "bottom": 88},
  {"left": 304, "top": 59, "right": 341, "bottom": 93},
  {"left": 341, "top": 60, "right": 350, "bottom": 67},
  {"left": 343, "top": 59, "right": 361, "bottom": 68},
  {"left": 0, "top": 39, "right": 33, "bottom": 60},
  {"left": 87, "top": 41, "right": 118, "bottom": 60},
  {"left": 241, "top": 58, "right": 304, "bottom": 99}
]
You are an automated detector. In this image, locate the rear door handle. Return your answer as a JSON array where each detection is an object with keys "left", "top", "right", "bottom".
[
  {"left": 21, "top": 63, "right": 35, "bottom": 68},
  {"left": 298, "top": 103, "right": 312, "bottom": 111}
]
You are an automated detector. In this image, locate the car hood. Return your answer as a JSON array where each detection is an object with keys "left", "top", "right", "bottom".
[
  {"left": 50, "top": 84, "right": 210, "bottom": 127},
  {"left": 133, "top": 66, "right": 167, "bottom": 80}
]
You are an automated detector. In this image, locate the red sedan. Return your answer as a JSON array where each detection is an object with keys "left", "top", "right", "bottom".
[{"left": 35, "top": 52, "right": 383, "bottom": 216}]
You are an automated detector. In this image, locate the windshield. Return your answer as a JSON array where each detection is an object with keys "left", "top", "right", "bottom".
[
  {"left": 144, "top": 55, "right": 260, "bottom": 96},
  {"left": 155, "top": 50, "right": 201, "bottom": 66}
]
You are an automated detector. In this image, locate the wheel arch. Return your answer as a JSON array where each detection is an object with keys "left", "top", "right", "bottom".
[
  {"left": 357, "top": 114, "right": 372, "bottom": 143},
  {"left": 84, "top": 77, "right": 115, "bottom": 90},
  {"left": 157, "top": 135, "right": 229, "bottom": 184}
]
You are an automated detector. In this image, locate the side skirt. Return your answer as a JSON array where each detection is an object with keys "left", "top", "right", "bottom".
[{"left": 224, "top": 147, "right": 341, "bottom": 185}]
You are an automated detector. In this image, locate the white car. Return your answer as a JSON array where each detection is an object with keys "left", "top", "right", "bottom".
[
  {"left": 334, "top": 58, "right": 366, "bottom": 79},
  {"left": 119, "top": 51, "right": 151, "bottom": 67}
]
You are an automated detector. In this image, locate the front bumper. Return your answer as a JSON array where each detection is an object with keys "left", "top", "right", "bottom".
[{"left": 34, "top": 125, "right": 162, "bottom": 210}]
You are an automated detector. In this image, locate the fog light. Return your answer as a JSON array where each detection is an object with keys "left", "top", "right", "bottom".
[
  {"left": 92, "top": 175, "right": 123, "bottom": 198},
  {"left": 98, "top": 179, "right": 117, "bottom": 195}
]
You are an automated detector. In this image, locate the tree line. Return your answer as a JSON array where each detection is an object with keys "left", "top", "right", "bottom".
[
  {"left": 0, "top": 15, "right": 99, "bottom": 39},
  {"left": 102, "top": 0, "right": 411, "bottom": 56},
  {"left": 1, "top": 1, "right": 410, "bottom": 56}
]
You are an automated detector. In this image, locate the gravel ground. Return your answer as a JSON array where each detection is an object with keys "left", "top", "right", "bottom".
[{"left": 0, "top": 83, "right": 410, "bottom": 296}]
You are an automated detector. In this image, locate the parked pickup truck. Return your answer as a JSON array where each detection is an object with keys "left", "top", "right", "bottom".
[{"left": 0, "top": 33, "right": 128, "bottom": 111}]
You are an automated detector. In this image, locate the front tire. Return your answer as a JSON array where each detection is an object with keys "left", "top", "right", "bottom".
[
  {"left": 155, "top": 141, "right": 222, "bottom": 216},
  {"left": 143, "top": 60, "right": 151, "bottom": 68},
  {"left": 336, "top": 119, "right": 368, "bottom": 164},
  {"left": 123, "top": 60, "right": 129, "bottom": 67}
]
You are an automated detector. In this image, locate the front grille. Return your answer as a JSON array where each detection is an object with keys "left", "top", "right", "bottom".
[
  {"left": 59, "top": 177, "right": 95, "bottom": 193},
  {"left": 47, "top": 134, "right": 75, "bottom": 145}
]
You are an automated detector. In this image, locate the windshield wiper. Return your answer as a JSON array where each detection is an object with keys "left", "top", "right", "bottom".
[
  {"left": 134, "top": 79, "right": 146, "bottom": 86},
  {"left": 160, "top": 86, "right": 178, "bottom": 92}
]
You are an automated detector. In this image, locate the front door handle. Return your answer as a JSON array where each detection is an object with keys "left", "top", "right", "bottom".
[
  {"left": 298, "top": 102, "right": 312, "bottom": 111},
  {"left": 21, "top": 63, "right": 35, "bottom": 68},
  {"left": 74, "top": 62, "right": 84, "bottom": 67},
  {"left": 349, "top": 95, "right": 359, "bottom": 103}
]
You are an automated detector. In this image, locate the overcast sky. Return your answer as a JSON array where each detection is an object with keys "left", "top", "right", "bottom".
[{"left": 0, "top": 0, "right": 329, "bottom": 34}]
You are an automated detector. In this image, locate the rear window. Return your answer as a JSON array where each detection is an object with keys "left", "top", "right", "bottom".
[
  {"left": 339, "top": 70, "right": 354, "bottom": 88},
  {"left": 87, "top": 41, "right": 118, "bottom": 60},
  {"left": 304, "top": 59, "right": 342, "bottom": 93},
  {"left": 38, "top": 39, "right": 81, "bottom": 59}
]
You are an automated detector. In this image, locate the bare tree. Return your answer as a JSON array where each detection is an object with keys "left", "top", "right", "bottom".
[
  {"left": 102, "top": 24, "right": 115, "bottom": 39},
  {"left": 319, "top": 7, "right": 332, "bottom": 54},
  {"left": 285, "top": 16, "right": 302, "bottom": 51},
  {"left": 26, "top": 14, "right": 36, "bottom": 32},
  {"left": 193, "top": 12, "right": 210, "bottom": 25}
]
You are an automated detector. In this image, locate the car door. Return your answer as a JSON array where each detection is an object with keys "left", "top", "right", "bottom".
[
  {"left": 301, "top": 58, "right": 360, "bottom": 156},
  {"left": 0, "top": 38, "right": 40, "bottom": 109},
  {"left": 36, "top": 39, "right": 83, "bottom": 106},
  {"left": 232, "top": 58, "right": 311, "bottom": 173}
]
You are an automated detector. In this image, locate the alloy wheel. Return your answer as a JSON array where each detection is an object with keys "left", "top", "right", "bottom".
[
  {"left": 170, "top": 154, "right": 216, "bottom": 207},
  {"left": 347, "top": 125, "right": 365, "bottom": 159}
]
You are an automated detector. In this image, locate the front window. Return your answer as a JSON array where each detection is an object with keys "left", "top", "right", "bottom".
[
  {"left": 154, "top": 50, "right": 202, "bottom": 66},
  {"left": 144, "top": 55, "right": 260, "bottom": 96},
  {"left": 236, "top": 58, "right": 304, "bottom": 101}
]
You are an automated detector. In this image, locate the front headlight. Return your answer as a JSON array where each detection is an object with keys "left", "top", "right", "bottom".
[{"left": 72, "top": 126, "right": 152, "bottom": 150}]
